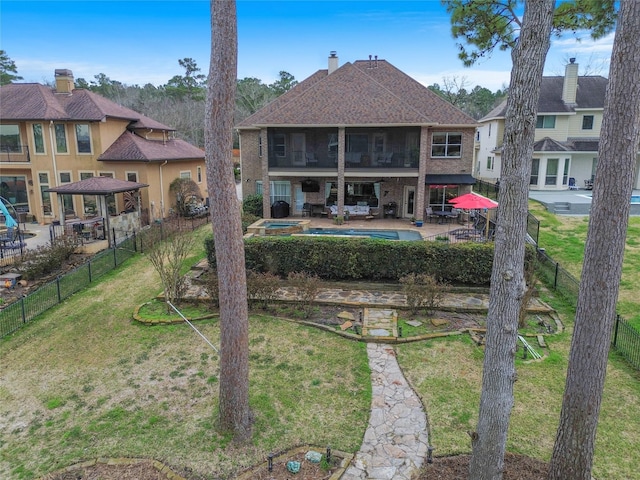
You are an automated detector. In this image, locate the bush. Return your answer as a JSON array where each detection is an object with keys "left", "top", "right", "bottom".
[
  {"left": 17, "top": 236, "right": 79, "bottom": 280},
  {"left": 287, "top": 271, "right": 321, "bottom": 318},
  {"left": 400, "top": 273, "right": 444, "bottom": 315},
  {"left": 242, "top": 194, "right": 263, "bottom": 218},
  {"left": 246, "top": 271, "right": 280, "bottom": 310}
]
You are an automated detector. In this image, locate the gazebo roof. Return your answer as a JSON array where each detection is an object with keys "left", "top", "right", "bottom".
[{"left": 45, "top": 176, "right": 149, "bottom": 195}]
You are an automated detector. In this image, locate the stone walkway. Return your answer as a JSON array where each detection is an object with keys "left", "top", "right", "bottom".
[{"left": 341, "top": 343, "right": 429, "bottom": 480}]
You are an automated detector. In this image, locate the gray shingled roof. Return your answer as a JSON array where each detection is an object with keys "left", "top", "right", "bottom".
[
  {"left": 480, "top": 75, "right": 608, "bottom": 121},
  {"left": 237, "top": 59, "right": 477, "bottom": 128},
  {"left": 0, "top": 83, "right": 173, "bottom": 130},
  {"left": 493, "top": 136, "right": 600, "bottom": 154},
  {"left": 98, "top": 131, "right": 204, "bottom": 162},
  {"left": 45, "top": 176, "right": 148, "bottom": 195}
]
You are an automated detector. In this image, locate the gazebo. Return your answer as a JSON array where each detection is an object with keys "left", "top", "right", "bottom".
[{"left": 46, "top": 177, "right": 149, "bottom": 247}]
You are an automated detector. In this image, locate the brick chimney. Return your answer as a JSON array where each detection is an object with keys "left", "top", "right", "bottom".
[
  {"left": 54, "top": 69, "right": 74, "bottom": 94},
  {"left": 562, "top": 58, "right": 578, "bottom": 106},
  {"left": 328, "top": 51, "right": 338, "bottom": 74}
]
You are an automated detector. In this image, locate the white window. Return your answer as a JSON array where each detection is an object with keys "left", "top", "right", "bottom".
[
  {"left": 126, "top": 172, "right": 139, "bottom": 182},
  {"left": 486, "top": 156, "right": 494, "bottom": 171},
  {"left": 256, "top": 180, "right": 291, "bottom": 205},
  {"left": 536, "top": 115, "right": 556, "bottom": 129},
  {"left": 180, "top": 171, "right": 191, "bottom": 179},
  {"left": 545, "top": 158, "right": 559, "bottom": 185},
  {"left": 59, "top": 172, "right": 74, "bottom": 215},
  {"left": 582, "top": 115, "right": 594, "bottom": 130},
  {"left": 431, "top": 132, "right": 462, "bottom": 158},
  {"left": 197, "top": 166, "right": 202, "bottom": 183}
]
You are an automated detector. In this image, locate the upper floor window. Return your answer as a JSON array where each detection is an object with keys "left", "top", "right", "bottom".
[
  {"left": 0, "top": 124, "right": 21, "bottom": 153},
  {"left": 431, "top": 132, "right": 462, "bottom": 158},
  {"left": 536, "top": 115, "right": 556, "bottom": 129},
  {"left": 127, "top": 172, "right": 138, "bottom": 182},
  {"left": 582, "top": 115, "right": 594, "bottom": 130},
  {"left": 258, "top": 136, "right": 263, "bottom": 157},
  {"left": 75, "top": 124, "right": 91, "bottom": 153},
  {"left": 180, "top": 171, "right": 191, "bottom": 180},
  {"left": 54, "top": 124, "right": 68, "bottom": 153},
  {"left": 197, "top": 166, "right": 202, "bottom": 183},
  {"left": 33, "top": 124, "right": 45, "bottom": 153}
]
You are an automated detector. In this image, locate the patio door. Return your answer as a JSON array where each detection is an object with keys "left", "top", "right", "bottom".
[{"left": 403, "top": 186, "right": 415, "bottom": 218}]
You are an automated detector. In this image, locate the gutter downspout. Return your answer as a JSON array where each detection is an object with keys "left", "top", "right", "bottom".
[
  {"left": 159, "top": 160, "right": 168, "bottom": 219},
  {"left": 48, "top": 121, "right": 62, "bottom": 224}
]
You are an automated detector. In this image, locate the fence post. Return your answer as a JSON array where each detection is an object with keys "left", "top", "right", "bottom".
[
  {"left": 56, "top": 276, "right": 61, "bottom": 303},
  {"left": 113, "top": 244, "right": 117, "bottom": 267},
  {"left": 21, "top": 297, "right": 26, "bottom": 324},
  {"left": 133, "top": 231, "right": 137, "bottom": 253},
  {"left": 613, "top": 314, "right": 620, "bottom": 347},
  {"left": 554, "top": 262, "right": 559, "bottom": 289},
  {"left": 88, "top": 260, "right": 92, "bottom": 283}
]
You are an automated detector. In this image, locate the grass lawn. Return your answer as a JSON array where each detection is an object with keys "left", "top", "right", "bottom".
[
  {"left": 2, "top": 214, "right": 640, "bottom": 479},
  {"left": 528, "top": 201, "right": 640, "bottom": 328}
]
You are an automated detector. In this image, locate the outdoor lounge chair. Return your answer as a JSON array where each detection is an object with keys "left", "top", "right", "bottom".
[{"left": 568, "top": 177, "right": 579, "bottom": 190}]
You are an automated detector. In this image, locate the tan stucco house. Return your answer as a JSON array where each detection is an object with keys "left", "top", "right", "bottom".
[
  {"left": 0, "top": 69, "right": 206, "bottom": 225},
  {"left": 236, "top": 53, "right": 478, "bottom": 222}
]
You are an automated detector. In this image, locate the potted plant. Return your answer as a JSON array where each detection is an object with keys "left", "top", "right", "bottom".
[{"left": 410, "top": 216, "right": 416, "bottom": 225}]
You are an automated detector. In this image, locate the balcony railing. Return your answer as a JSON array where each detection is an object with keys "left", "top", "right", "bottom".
[
  {"left": 268, "top": 151, "right": 418, "bottom": 170},
  {"left": 0, "top": 145, "right": 31, "bottom": 163}
]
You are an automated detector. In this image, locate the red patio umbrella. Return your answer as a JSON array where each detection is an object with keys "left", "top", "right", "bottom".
[
  {"left": 449, "top": 192, "right": 498, "bottom": 210},
  {"left": 450, "top": 192, "right": 498, "bottom": 234}
]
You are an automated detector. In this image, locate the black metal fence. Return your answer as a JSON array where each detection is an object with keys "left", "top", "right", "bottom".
[
  {"left": 612, "top": 315, "right": 640, "bottom": 370},
  {"left": 0, "top": 215, "right": 210, "bottom": 339},
  {"left": 529, "top": 212, "right": 639, "bottom": 370}
]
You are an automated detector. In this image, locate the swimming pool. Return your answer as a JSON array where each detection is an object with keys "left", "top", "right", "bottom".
[
  {"left": 632, "top": 196, "right": 640, "bottom": 204},
  {"left": 298, "top": 228, "right": 423, "bottom": 241}
]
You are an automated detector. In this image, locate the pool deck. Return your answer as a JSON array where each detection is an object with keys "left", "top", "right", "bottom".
[{"left": 528, "top": 189, "right": 640, "bottom": 215}]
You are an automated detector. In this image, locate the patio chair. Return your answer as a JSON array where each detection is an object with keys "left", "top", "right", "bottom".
[
  {"left": 305, "top": 153, "right": 318, "bottom": 166},
  {"left": 568, "top": 177, "right": 579, "bottom": 190},
  {"left": 425, "top": 207, "right": 438, "bottom": 223},
  {"left": 302, "top": 202, "right": 312, "bottom": 217}
]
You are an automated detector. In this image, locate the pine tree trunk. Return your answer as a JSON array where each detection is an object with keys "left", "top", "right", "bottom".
[
  {"left": 469, "top": 2, "right": 554, "bottom": 479},
  {"left": 205, "top": 0, "right": 251, "bottom": 441},
  {"left": 548, "top": 3, "right": 640, "bottom": 478}
]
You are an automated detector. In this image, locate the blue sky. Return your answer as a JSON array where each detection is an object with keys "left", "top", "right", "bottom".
[{"left": 1, "top": 1, "right": 614, "bottom": 92}]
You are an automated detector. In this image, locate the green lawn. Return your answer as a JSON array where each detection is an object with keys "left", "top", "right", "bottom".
[
  {"left": 1, "top": 215, "right": 640, "bottom": 479},
  {"left": 528, "top": 201, "right": 640, "bottom": 328}
]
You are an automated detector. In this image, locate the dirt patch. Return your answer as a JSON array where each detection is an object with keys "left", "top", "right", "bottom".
[{"left": 43, "top": 453, "right": 549, "bottom": 480}]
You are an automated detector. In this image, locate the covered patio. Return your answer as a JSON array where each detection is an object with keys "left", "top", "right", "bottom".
[{"left": 46, "top": 177, "right": 149, "bottom": 248}]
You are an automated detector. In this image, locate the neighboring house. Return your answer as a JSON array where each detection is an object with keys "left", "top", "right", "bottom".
[
  {"left": 236, "top": 53, "right": 477, "bottom": 221},
  {"left": 0, "top": 69, "right": 206, "bottom": 225},
  {"left": 475, "top": 59, "right": 640, "bottom": 191}
]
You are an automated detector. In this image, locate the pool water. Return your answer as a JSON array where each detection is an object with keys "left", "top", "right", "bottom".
[
  {"left": 263, "top": 221, "right": 304, "bottom": 229},
  {"left": 304, "top": 228, "right": 422, "bottom": 241},
  {"left": 632, "top": 196, "right": 640, "bottom": 204}
]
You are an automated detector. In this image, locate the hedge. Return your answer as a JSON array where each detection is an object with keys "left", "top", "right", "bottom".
[{"left": 204, "top": 236, "right": 536, "bottom": 286}]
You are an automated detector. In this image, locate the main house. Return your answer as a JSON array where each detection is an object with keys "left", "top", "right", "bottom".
[
  {"left": 236, "top": 53, "right": 477, "bottom": 222},
  {"left": 475, "top": 59, "right": 640, "bottom": 191},
  {"left": 0, "top": 69, "right": 206, "bottom": 225}
]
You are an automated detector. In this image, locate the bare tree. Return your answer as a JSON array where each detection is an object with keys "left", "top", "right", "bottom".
[
  {"left": 205, "top": 0, "right": 251, "bottom": 441},
  {"left": 548, "top": 2, "right": 640, "bottom": 478},
  {"left": 146, "top": 227, "right": 195, "bottom": 312}
]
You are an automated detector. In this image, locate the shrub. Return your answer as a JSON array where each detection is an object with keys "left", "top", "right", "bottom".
[
  {"left": 287, "top": 271, "right": 321, "bottom": 318},
  {"left": 246, "top": 271, "right": 281, "bottom": 310},
  {"left": 17, "top": 236, "right": 79, "bottom": 280},
  {"left": 242, "top": 194, "right": 263, "bottom": 218},
  {"left": 400, "top": 273, "right": 444, "bottom": 315},
  {"left": 203, "top": 269, "right": 220, "bottom": 309}
]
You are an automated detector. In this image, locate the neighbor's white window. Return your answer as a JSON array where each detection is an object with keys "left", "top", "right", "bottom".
[
  {"left": 0, "top": 124, "right": 21, "bottom": 153},
  {"left": 32, "top": 123, "right": 45, "bottom": 154},
  {"left": 54, "top": 124, "right": 68, "bottom": 153},
  {"left": 582, "top": 115, "right": 594, "bottom": 130},
  {"left": 256, "top": 180, "right": 291, "bottom": 205},
  {"left": 536, "top": 115, "right": 556, "bottom": 129},
  {"left": 180, "top": 171, "right": 191, "bottom": 179}
]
